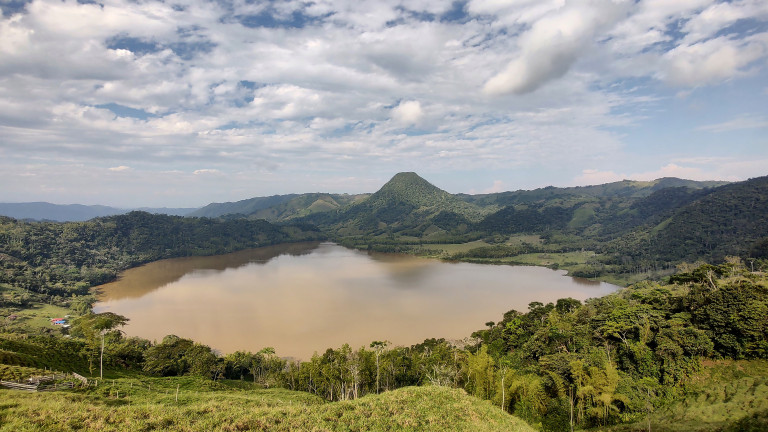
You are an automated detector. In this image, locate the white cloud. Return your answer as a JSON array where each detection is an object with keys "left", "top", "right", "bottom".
[
  {"left": 483, "top": 0, "right": 629, "bottom": 95},
  {"left": 391, "top": 100, "right": 424, "bottom": 126},
  {"left": 0, "top": 0, "right": 766, "bottom": 206},
  {"left": 109, "top": 166, "right": 131, "bottom": 172},
  {"left": 574, "top": 162, "right": 749, "bottom": 187},
  {"left": 483, "top": 180, "right": 507, "bottom": 193},
  {"left": 193, "top": 169, "right": 221, "bottom": 175},
  {"left": 659, "top": 35, "right": 767, "bottom": 86},
  {"left": 681, "top": 0, "right": 768, "bottom": 45},
  {"left": 573, "top": 169, "right": 626, "bottom": 185},
  {"left": 697, "top": 115, "right": 768, "bottom": 133}
]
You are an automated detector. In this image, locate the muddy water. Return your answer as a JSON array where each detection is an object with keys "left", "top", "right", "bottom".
[{"left": 94, "top": 242, "right": 619, "bottom": 359}]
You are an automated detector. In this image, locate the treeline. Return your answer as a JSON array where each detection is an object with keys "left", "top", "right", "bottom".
[
  {"left": 0, "top": 212, "right": 324, "bottom": 306},
  {"left": 5, "top": 260, "right": 762, "bottom": 431}
]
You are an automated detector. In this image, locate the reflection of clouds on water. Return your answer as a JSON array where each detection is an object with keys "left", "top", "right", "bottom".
[{"left": 95, "top": 244, "right": 620, "bottom": 359}]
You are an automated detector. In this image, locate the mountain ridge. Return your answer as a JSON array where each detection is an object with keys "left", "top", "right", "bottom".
[{"left": 0, "top": 202, "right": 197, "bottom": 222}]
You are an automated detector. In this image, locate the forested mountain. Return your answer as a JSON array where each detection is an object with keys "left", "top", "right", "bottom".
[
  {"left": 190, "top": 193, "right": 368, "bottom": 221},
  {"left": 632, "top": 175, "right": 768, "bottom": 262},
  {"left": 0, "top": 202, "right": 197, "bottom": 222},
  {"left": 190, "top": 194, "right": 299, "bottom": 218},
  {"left": 0, "top": 212, "right": 323, "bottom": 302},
  {"left": 298, "top": 172, "right": 493, "bottom": 236},
  {"left": 201, "top": 173, "right": 730, "bottom": 246},
  {"left": 459, "top": 177, "right": 728, "bottom": 207}
]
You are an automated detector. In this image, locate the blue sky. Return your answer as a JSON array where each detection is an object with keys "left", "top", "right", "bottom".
[{"left": 0, "top": 0, "right": 766, "bottom": 207}]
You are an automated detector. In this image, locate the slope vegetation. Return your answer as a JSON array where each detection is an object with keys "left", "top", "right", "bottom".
[
  {"left": 320, "top": 172, "right": 493, "bottom": 235},
  {"left": 189, "top": 193, "right": 367, "bottom": 221},
  {"left": 0, "top": 381, "right": 535, "bottom": 432},
  {"left": 645, "top": 176, "right": 768, "bottom": 262}
]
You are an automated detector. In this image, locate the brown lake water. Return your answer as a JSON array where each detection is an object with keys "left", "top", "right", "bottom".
[{"left": 94, "top": 242, "right": 619, "bottom": 359}]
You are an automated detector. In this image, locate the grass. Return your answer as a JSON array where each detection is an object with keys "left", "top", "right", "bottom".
[
  {"left": 504, "top": 251, "right": 597, "bottom": 267},
  {"left": 416, "top": 243, "right": 643, "bottom": 286},
  {"left": 0, "top": 379, "right": 536, "bottom": 432},
  {"left": 604, "top": 360, "right": 768, "bottom": 432},
  {"left": 417, "top": 240, "right": 491, "bottom": 255},
  {"left": 568, "top": 204, "right": 597, "bottom": 229},
  {"left": 1, "top": 300, "right": 71, "bottom": 333},
  {"left": 0, "top": 365, "right": 51, "bottom": 381}
]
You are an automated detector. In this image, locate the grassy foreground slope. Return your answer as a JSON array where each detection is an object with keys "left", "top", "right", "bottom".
[
  {"left": 0, "top": 380, "right": 535, "bottom": 432},
  {"left": 605, "top": 360, "right": 768, "bottom": 432}
]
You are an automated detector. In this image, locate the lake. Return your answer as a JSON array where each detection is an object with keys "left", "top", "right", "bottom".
[{"left": 94, "top": 242, "right": 619, "bottom": 359}]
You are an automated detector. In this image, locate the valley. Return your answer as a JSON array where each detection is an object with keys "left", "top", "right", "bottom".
[{"left": 1, "top": 172, "right": 767, "bottom": 431}]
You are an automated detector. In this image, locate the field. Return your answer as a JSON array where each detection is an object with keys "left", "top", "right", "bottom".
[{"left": 0, "top": 377, "right": 536, "bottom": 432}]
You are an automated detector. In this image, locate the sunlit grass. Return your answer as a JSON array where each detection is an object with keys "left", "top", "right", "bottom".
[
  {"left": 2, "top": 301, "right": 71, "bottom": 333},
  {"left": 0, "top": 380, "right": 535, "bottom": 432},
  {"left": 417, "top": 240, "right": 491, "bottom": 254},
  {"left": 605, "top": 360, "right": 768, "bottom": 432}
]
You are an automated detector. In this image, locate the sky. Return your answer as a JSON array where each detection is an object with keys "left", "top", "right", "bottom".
[{"left": 0, "top": 0, "right": 767, "bottom": 208}]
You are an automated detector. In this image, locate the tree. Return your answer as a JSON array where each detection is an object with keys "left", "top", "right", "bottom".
[
  {"left": 143, "top": 335, "right": 194, "bottom": 376},
  {"left": 370, "top": 340, "right": 389, "bottom": 394},
  {"left": 71, "top": 312, "right": 128, "bottom": 379},
  {"left": 467, "top": 345, "right": 495, "bottom": 399}
]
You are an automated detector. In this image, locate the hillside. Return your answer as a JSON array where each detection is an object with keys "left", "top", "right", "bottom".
[
  {"left": 312, "top": 172, "right": 494, "bottom": 236},
  {"left": 189, "top": 193, "right": 368, "bottom": 221},
  {"left": 189, "top": 194, "right": 300, "bottom": 218},
  {"left": 460, "top": 177, "right": 728, "bottom": 207},
  {"left": 614, "top": 175, "right": 768, "bottom": 263},
  {"left": 0, "top": 211, "right": 324, "bottom": 303},
  {"left": 0, "top": 379, "right": 535, "bottom": 432}
]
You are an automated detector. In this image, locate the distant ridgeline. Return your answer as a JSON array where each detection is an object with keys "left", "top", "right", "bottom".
[{"left": 0, "top": 202, "right": 197, "bottom": 222}]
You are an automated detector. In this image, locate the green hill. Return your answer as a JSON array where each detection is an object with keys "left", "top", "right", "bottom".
[
  {"left": 323, "top": 172, "right": 493, "bottom": 235},
  {"left": 461, "top": 177, "right": 728, "bottom": 207},
  {"left": 189, "top": 193, "right": 368, "bottom": 221},
  {"left": 643, "top": 175, "right": 768, "bottom": 262},
  {"left": 0, "top": 381, "right": 536, "bottom": 432},
  {"left": 189, "top": 194, "right": 300, "bottom": 218}
]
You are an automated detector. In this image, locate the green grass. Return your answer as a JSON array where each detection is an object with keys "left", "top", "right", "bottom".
[
  {"left": 417, "top": 240, "right": 492, "bottom": 255},
  {"left": 1, "top": 301, "right": 72, "bottom": 333},
  {"left": 0, "top": 365, "right": 51, "bottom": 381},
  {"left": 504, "top": 251, "right": 597, "bottom": 267},
  {"left": 568, "top": 204, "right": 597, "bottom": 228},
  {"left": 0, "top": 379, "right": 536, "bottom": 431},
  {"left": 504, "top": 235, "right": 543, "bottom": 246},
  {"left": 604, "top": 360, "right": 768, "bottom": 432}
]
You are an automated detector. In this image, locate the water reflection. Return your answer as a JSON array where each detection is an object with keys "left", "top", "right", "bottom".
[
  {"left": 570, "top": 277, "right": 603, "bottom": 286},
  {"left": 94, "top": 243, "right": 620, "bottom": 359},
  {"left": 94, "top": 242, "right": 320, "bottom": 300}
]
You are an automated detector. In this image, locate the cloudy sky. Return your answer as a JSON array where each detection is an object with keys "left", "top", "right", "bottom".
[{"left": 1, "top": 0, "right": 766, "bottom": 207}]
